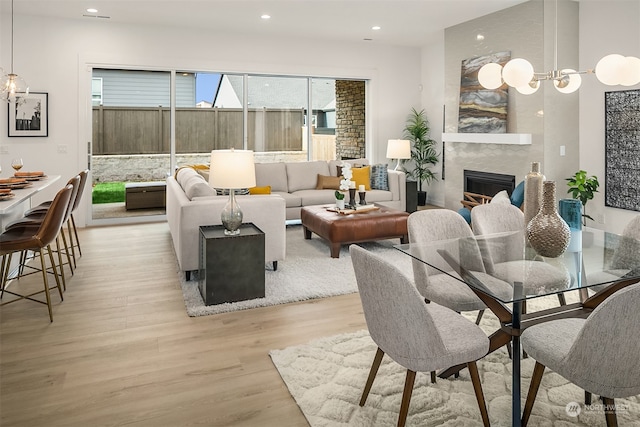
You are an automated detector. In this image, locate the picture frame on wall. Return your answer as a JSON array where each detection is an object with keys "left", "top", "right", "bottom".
[{"left": 8, "top": 92, "right": 48, "bottom": 137}]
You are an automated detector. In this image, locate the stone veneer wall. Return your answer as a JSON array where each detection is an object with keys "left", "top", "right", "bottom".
[
  {"left": 335, "top": 80, "right": 365, "bottom": 159},
  {"left": 92, "top": 152, "right": 308, "bottom": 183}
]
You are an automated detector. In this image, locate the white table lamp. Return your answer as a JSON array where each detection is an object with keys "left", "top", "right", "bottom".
[
  {"left": 209, "top": 149, "right": 256, "bottom": 235},
  {"left": 386, "top": 139, "right": 411, "bottom": 171}
]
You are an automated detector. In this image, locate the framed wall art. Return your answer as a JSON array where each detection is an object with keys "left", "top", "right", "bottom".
[
  {"left": 458, "top": 51, "right": 510, "bottom": 133},
  {"left": 604, "top": 89, "right": 640, "bottom": 212},
  {"left": 8, "top": 92, "right": 48, "bottom": 137}
]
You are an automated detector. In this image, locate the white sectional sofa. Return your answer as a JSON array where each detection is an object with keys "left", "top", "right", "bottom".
[
  {"left": 166, "top": 158, "right": 405, "bottom": 279},
  {"left": 254, "top": 158, "right": 406, "bottom": 220}
]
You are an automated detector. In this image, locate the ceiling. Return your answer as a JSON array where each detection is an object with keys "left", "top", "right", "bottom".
[{"left": 8, "top": 0, "right": 528, "bottom": 48}]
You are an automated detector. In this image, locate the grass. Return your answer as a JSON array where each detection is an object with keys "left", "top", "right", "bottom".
[{"left": 92, "top": 182, "right": 126, "bottom": 204}]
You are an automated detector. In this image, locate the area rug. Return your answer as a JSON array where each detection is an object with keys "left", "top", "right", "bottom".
[
  {"left": 270, "top": 303, "right": 640, "bottom": 427},
  {"left": 179, "top": 224, "right": 413, "bottom": 316}
]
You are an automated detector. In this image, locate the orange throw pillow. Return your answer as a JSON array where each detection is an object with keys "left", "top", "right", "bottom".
[{"left": 249, "top": 186, "right": 271, "bottom": 195}]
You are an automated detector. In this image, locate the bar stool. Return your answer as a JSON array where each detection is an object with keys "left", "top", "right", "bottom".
[
  {"left": 23, "top": 170, "right": 88, "bottom": 268},
  {"left": 0, "top": 184, "right": 73, "bottom": 322},
  {"left": 6, "top": 175, "right": 80, "bottom": 287}
]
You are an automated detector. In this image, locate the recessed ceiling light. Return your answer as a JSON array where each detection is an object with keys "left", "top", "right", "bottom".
[
  {"left": 86, "top": 8, "right": 98, "bottom": 13},
  {"left": 476, "top": 34, "right": 485, "bottom": 41},
  {"left": 261, "top": 14, "right": 271, "bottom": 20},
  {"left": 372, "top": 26, "right": 381, "bottom": 31}
]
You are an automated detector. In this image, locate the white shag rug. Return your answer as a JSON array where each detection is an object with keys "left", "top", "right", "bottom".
[
  {"left": 179, "top": 224, "right": 413, "bottom": 316},
  {"left": 270, "top": 301, "right": 640, "bottom": 427}
]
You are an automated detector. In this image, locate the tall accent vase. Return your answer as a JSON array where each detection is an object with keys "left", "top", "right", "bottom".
[
  {"left": 524, "top": 162, "right": 544, "bottom": 226},
  {"left": 526, "top": 181, "right": 571, "bottom": 257}
]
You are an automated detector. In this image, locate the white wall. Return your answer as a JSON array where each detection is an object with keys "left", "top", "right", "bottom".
[
  {"left": 579, "top": 0, "right": 640, "bottom": 234},
  {"left": 0, "top": 11, "right": 421, "bottom": 226}
]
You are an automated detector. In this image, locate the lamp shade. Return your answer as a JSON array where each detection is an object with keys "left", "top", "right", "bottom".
[
  {"left": 386, "top": 139, "right": 411, "bottom": 159},
  {"left": 209, "top": 149, "right": 256, "bottom": 189},
  {"left": 502, "top": 58, "right": 534, "bottom": 88},
  {"left": 478, "top": 63, "right": 504, "bottom": 90}
]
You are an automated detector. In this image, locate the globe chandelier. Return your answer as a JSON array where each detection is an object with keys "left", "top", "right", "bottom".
[{"left": 478, "top": 0, "right": 640, "bottom": 95}]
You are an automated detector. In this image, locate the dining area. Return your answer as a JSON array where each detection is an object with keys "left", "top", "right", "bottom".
[
  {"left": 0, "top": 166, "right": 89, "bottom": 322},
  {"left": 351, "top": 205, "right": 640, "bottom": 427}
]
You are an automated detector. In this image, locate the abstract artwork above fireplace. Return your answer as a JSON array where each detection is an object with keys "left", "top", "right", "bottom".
[
  {"left": 458, "top": 51, "right": 510, "bottom": 134},
  {"left": 605, "top": 90, "right": 640, "bottom": 212}
]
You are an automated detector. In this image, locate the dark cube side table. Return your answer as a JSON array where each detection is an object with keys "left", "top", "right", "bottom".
[{"left": 198, "top": 223, "right": 265, "bottom": 305}]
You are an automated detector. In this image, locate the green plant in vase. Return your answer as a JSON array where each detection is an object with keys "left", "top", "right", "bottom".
[
  {"left": 566, "top": 170, "right": 600, "bottom": 226},
  {"left": 401, "top": 108, "right": 439, "bottom": 206}
]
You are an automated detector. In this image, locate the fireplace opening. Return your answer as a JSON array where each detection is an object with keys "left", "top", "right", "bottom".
[{"left": 464, "top": 170, "right": 515, "bottom": 197}]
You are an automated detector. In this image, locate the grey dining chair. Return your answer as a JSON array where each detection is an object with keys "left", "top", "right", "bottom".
[
  {"left": 408, "top": 209, "right": 512, "bottom": 324},
  {"left": 520, "top": 282, "right": 640, "bottom": 427},
  {"left": 470, "top": 202, "right": 571, "bottom": 304},
  {"left": 350, "top": 245, "right": 491, "bottom": 427}
]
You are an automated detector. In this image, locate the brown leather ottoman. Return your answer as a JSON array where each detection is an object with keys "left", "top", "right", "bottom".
[{"left": 301, "top": 204, "right": 409, "bottom": 258}]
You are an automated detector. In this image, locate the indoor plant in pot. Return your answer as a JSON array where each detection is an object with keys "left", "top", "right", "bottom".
[
  {"left": 402, "top": 108, "right": 439, "bottom": 206},
  {"left": 566, "top": 170, "right": 600, "bottom": 226}
]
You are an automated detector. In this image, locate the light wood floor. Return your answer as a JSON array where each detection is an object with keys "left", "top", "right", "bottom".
[{"left": 0, "top": 222, "right": 367, "bottom": 426}]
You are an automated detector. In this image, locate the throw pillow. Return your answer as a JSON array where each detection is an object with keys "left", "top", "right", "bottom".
[
  {"left": 370, "top": 164, "right": 389, "bottom": 190},
  {"left": 249, "top": 186, "right": 271, "bottom": 195},
  {"left": 315, "top": 174, "right": 341, "bottom": 190},
  {"left": 351, "top": 166, "right": 372, "bottom": 191},
  {"left": 490, "top": 190, "right": 511, "bottom": 205}
]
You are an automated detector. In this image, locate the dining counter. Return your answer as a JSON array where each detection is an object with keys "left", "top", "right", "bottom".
[{"left": 0, "top": 175, "right": 61, "bottom": 231}]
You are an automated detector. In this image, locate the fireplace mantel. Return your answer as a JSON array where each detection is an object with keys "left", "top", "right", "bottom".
[{"left": 442, "top": 133, "right": 531, "bottom": 145}]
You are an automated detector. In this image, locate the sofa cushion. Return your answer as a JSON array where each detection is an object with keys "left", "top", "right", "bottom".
[
  {"left": 255, "top": 162, "right": 288, "bottom": 192},
  {"left": 316, "top": 174, "right": 341, "bottom": 190},
  {"left": 351, "top": 166, "right": 372, "bottom": 191},
  {"left": 294, "top": 189, "right": 337, "bottom": 206},
  {"left": 370, "top": 164, "right": 389, "bottom": 190},
  {"left": 273, "top": 191, "right": 302, "bottom": 208},
  {"left": 184, "top": 175, "right": 216, "bottom": 200},
  {"left": 176, "top": 167, "right": 199, "bottom": 188},
  {"left": 249, "top": 185, "right": 271, "bottom": 195},
  {"left": 286, "top": 161, "right": 330, "bottom": 192}
]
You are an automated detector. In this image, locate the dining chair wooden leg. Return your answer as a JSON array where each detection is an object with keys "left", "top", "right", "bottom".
[
  {"left": 475, "top": 309, "right": 485, "bottom": 325},
  {"left": 430, "top": 371, "right": 436, "bottom": 384},
  {"left": 468, "top": 361, "right": 490, "bottom": 427},
  {"left": 602, "top": 397, "right": 618, "bottom": 427},
  {"left": 585, "top": 390, "right": 592, "bottom": 405},
  {"left": 522, "top": 361, "right": 545, "bottom": 427},
  {"left": 360, "top": 347, "right": 384, "bottom": 406},
  {"left": 397, "top": 370, "right": 416, "bottom": 427},
  {"left": 557, "top": 293, "right": 566, "bottom": 306}
]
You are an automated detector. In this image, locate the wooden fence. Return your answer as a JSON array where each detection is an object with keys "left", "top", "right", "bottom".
[{"left": 92, "top": 106, "right": 307, "bottom": 155}]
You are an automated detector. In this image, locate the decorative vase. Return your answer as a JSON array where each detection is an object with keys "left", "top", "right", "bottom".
[
  {"left": 526, "top": 181, "right": 571, "bottom": 258},
  {"left": 524, "top": 162, "right": 544, "bottom": 226},
  {"left": 336, "top": 198, "right": 345, "bottom": 210},
  {"left": 559, "top": 198, "right": 583, "bottom": 252}
]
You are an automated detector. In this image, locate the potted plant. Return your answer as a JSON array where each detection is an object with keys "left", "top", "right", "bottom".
[
  {"left": 565, "top": 170, "right": 600, "bottom": 226},
  {"left": 402, "top": 108, "right": 439, "bottom": 206}
]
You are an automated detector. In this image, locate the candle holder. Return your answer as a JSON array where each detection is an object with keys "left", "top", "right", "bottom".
[
  {"left": 359, "top": 191, "right": 366, "bottom": 205},
  {"left": 348, "top": 188, "right": 356, "bottom": 208}
]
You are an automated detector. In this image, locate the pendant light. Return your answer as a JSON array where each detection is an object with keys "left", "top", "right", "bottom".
[
  {"left": 477, "top": 0, "right": 640, "bottom": 94},
  {"left": 1, "top": 0, "right": 29, "bottom": 102}
]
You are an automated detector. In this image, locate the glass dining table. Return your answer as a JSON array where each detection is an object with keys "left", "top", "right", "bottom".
[{"left": 395, "top": 228, "right": 640, "bottom": 427}]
